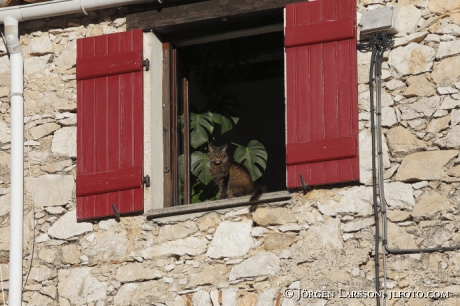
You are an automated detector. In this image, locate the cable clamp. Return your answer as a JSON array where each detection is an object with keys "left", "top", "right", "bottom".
[{"left": 9, "top": 92, "right": 23, "bottom": 98}]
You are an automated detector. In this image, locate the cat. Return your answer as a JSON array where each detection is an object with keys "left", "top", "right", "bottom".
[{"left": 207, "top": 144, "right": 263, "bottom": 201}]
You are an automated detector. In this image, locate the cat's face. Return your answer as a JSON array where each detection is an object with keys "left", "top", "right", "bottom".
[{"left": 208, "top": 144, "right": 229, "bottom": 165}]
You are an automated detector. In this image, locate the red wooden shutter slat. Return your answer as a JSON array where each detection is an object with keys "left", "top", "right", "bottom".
[
  {"left": 285, "top": 18, "right": 355, "bottom": 47},
  {"left": 286, "top": 137, "right": 357, "bottom": 165},
  {"left": 76, "top": 50, "right": 144, "bottom": 80},
  {"left": 77, "top": 167, "right": 143, "bottom": 197},
  {"left": 285, "top": 0, "right": 358, "bottom": 188},
  {"left": 77, "top": 29, "right": 144, "bottom": 221}
]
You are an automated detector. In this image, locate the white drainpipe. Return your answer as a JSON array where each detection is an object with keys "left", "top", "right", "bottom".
[
  {"left": 1, "top": 1, "right": 150, "bottom": 304},
  {"left": 4, "top": 15, "right": 24, "bottom": 306}
]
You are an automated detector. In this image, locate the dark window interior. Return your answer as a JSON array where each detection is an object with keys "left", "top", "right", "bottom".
[{"left": 174, "top": 31, "right": 286, "bottom": 204}]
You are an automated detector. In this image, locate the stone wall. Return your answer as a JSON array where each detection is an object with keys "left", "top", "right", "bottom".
[{"left": 1, "top": 0, "right": 460, "bottom": 305}]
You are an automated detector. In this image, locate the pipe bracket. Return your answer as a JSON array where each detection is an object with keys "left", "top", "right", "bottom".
[{"left": 9, "top": 92, "right": 23, "bottom": 98}]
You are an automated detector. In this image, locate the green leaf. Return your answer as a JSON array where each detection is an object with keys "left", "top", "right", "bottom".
[
  {"left": 191, "top": 151, "right": 213, "bottom": 185},
  {"left": 233, "top": 140, "right": 268, "bottom": 181},
  {"left": 191, "top": 181, "right": 219, "bottom": 203},
  {"left": 190, "top": 112, "right": 213, "bottom": 149},
  {"left": 210, "top": 113, "right": 238, "bottom": 134}
]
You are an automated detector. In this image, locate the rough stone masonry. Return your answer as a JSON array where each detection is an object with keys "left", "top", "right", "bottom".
[{"left": 1, "top": 0, "right": 460, "bottom": 305}]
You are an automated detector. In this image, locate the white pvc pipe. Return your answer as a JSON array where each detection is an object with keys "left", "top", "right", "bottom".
[
  {"left": 5, "top": 15, "right": 24, "bottom": 306},
  {"left": 0, "top": 0, "right": 149, "bottom": 23}
]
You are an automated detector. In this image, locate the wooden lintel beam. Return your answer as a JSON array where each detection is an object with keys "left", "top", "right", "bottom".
[{"left": 127, "top": 0, "right": 305, "bottom": 31}]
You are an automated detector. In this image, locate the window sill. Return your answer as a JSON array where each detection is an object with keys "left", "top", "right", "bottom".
[{"left": 147, "top": 190, "right": 292, "bottom": 219}]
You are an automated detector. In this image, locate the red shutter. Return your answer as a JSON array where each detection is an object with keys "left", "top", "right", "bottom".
[
  {"left": 76, "top": 30, "right": 144, "bottom": 221},
  {"left": 285, "top": 0, "right": 359, "bottom": 188}
]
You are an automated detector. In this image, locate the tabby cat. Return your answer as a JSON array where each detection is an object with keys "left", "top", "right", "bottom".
[{"left": 208, "top": 144, "right": 263, "bottom": 201}]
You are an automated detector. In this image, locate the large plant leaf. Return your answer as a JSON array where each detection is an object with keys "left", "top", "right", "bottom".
[
  {"left": 190, "top": 112, "right": 213, "bottom": 149},
  {"left": 233, "top": 140, "right": 268, "bottom": 181},
  {"left": 211, "top": 113, "right": 239, "bottom": 134},
  {"left": 191, "top": 181, "right": 219, "bottom": 203},
  {"left": 191, "top": 151, "right": 213, "bottom": 185}
]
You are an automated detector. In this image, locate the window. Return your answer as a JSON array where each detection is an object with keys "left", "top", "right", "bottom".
[{"left": 76, "top": 0, "right": 359, "bottom": 219}]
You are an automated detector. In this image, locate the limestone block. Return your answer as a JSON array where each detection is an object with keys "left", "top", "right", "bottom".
[
  {"left": 384, "top": 182, "right": 415, "bottom": 210},
  {"left": 427, "top": 115, "right": 451, "bottom": 133},
  {"left": 342, "top": 217, "right": 375, "bottom": 233},
  {"left": 411, "top": 191, "right": 452, "bottom": 221},
  {"left": 393, "top": 31, "right": 428, "bottom": 48},
  {"left": 29, "top": 123, "right": 60, "bottom": 140},
  {"left": 429, "top": 0, "right": 460, "bottom": 15},
  {"left": 28, "top": 35, "right": 54, "bottom": 55},
  {"left": 51, "top": 126, "right": 76, "bottom": 158},
  {"left": 452, "top": 110, "right": 460, "bottom": 127},
  {"left": 438, "top": 86, "right": 459, "bottom": 95},
  {"left": 387, "top": 222, "right": 418, "bottom": 250},
  {"left": 206, "top": 220, "right": 252, "bottom": 259},
  {"left": 389, "top": 43, "right": 435, "bottom": 77},
  {"left": 24, "top": 54, "right": 53, "bottom": 75},
  {"left": 55, "top": 40, "right": 76, "bottom": 71},
  {"left": 399, "top": 96, "right": 440, "bottom": 120},
  {"left": 395, "top": 150, "right": 458, "bottom": 181},
  {"left": 317, "top": 186, "right": 373, "bottom": 217},
  {"left": 61, "top": 244, "right": 80, "bottom": 264},
  {"left": 27, "top": 292, "right": 54, "bottom": 306},
  {"left": 142, "top": 236, "right": 208, "bottom": 258},
  {"left": 228, "top": 252, "right": 280, "bottom": 281},
  {"left": 439, "top": 97, "right": 460, "bottom": 109},
  {"left": 58, "top": 267, "right": 107, "bottom": 305},
  {"left": 446, "top": 125, "right": 460, "bottom": 148},
  {"left": 304, "top": 218, "right": 343, "bottom": 249},
  {"left": 0, "top": 193, "right": 9, "bottom": 217},
  {"left": 192, "top": 290, "right": 212, "bottom": 306},
  {"left": 387, "top": 210, "right": 411, "bottom": 222},
  {"left": 41, "top": 160, "right": 73, "bottom": 173},
  {"left": 39, "top": 248, "right": 56, "bottom": 264},
  {"left": 238, "top": 292, "right": 258, "bottom": 306},
  {"left": 0, "top": 264, "right": 8, "bottom": 281},
  {"left": 86, "top": 232, "right": 129, "bottom": 262},
  {"left": 385, "top": 79, "right": 405, "bottom": 91},
  {"left": 45, "top": 206, "right": 66, "bottom": 215},
  {"left": 186, "top": 264, "right": 229, "bottom": 289},
  {"left": 432, "top": 55, "right": 460, "bottom": 86},
  {"left": 158, "top": 220, "right": 198, "bottom": 242},
  {"left": 256, "top": 289, "right": 277, "bottom": 306},
  {"left": 396, "top": 5, "right": 421, "bottom": 36},
  {"left": 0, "top": 56, "right": 9, "bottom": 74},
  {"left": 403, "top": 75, "right": 436, "bottom": 97},
  {"left": 381, "top": 106, "right": 397, "bottom": 127},
  {"left": 25, "top": 174, "right": 74, "bottom": 207},
  {"left": 29, "top": 266, "right": 57, "bottom": 282},
  {"left": 437, "top": 41, "right": 460, "bottom": 60},
  {"left": 448, "top": 165, "right": 460, "bottom": 177},
  {"left": 39, "top": 286, "right": 57, "bottom": 299},
  {"left": 264, "top": 233, "right": 297, "bottom": 250},
  {"left": 0, "top": 121, "right": 11, "bottom": 144},
  {"left": 385, "top": 126, "right": 425, "bottom": 156},
  {"left": 0, "top": 226, "right": 9, "bottom": 251},
  {"left": 48, "top": 210, "right": 93, "bottom": 240},
  {"left": 115, "top": 262, "right": 162, "bottom": 283},
  {"left": 221, "top": 288, "right": 238, "bottom": 306},
  {"left": 253, "top": 207, "right": 296, "bottom": 226}
]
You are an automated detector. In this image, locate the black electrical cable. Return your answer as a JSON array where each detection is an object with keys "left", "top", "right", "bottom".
[
  {"left": 359, "top": 31, "right": 460, "bottom": 305},
  {"left": 358, "top": 34, "right": 381, "bottom": 306}
]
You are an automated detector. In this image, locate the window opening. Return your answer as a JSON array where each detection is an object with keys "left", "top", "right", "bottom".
[{"left": 170, "top": 31, "right": 286, "bottom": 205}]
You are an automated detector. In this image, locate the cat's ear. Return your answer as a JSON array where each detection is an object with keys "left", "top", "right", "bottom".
[
  {"left": 208, "top": 143, "right": 214, "bottom": 152},
  {"left": 222, "top": 144, "right": 228, "bottom": 152}
]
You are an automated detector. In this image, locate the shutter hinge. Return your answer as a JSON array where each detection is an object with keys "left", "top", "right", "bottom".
[
  {"left": 144, "top": 175, "right": 151, "bottom": 187},
  {"left": 112, "top": 203, "right": 121, "bottom": 222},
  {"left": 143, "top": 59, "right": 150, "bottom": 71},
  {"left": 300, "top": 174, "right": 312, "bottom": 193}
]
